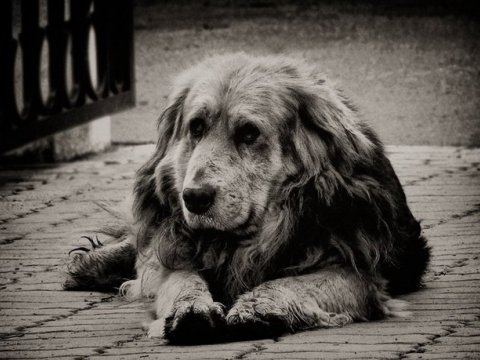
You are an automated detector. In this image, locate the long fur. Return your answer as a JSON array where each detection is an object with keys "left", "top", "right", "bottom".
[
  {"left": 131, "top": 53, "right": 430, "bottom": 301},
  {"left": 65, "top": 53, "right": 430, "bottom": 341}
]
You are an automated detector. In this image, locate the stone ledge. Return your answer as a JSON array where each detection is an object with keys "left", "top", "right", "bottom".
[{"left": 2, "top": 116, "right": 111, "bottom": 163}]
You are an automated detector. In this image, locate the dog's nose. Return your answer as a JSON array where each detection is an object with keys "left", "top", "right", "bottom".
[{"left": 182, "top": 186, "right": 216, "bottom": 214}]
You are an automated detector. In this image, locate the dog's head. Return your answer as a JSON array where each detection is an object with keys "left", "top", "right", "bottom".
[
  {"left": 136, "top": 53, "right": 377, "bottom": 238},
  {"left": 161, "top": 55, "right": 303, "bottom": 234}
]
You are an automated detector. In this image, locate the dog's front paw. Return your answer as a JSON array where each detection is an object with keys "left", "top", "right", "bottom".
[
  {"left": 226, "top": 289, "right": 291, "bottom": 340},
  {"left": 63, "top": 236, "right": 104, "bottom": 290},
  {"left": 164, "top": 299, "right": 226, "bottom": 344},
  {"left": 227, "top": 286, "right": 354, "bottom": 340}
]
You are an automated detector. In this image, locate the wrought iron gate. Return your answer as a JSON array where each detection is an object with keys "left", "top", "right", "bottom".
[{"left": 0, "top": 0, "right": 135, "bottom": 153}]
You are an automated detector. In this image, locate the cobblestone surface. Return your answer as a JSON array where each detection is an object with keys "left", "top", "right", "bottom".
[{"left": 1, "top": 145, "right": 479, "bottom": 359}]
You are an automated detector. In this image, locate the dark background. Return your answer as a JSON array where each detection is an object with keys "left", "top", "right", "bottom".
[{"left": 113, "top": 0, "right": 480, "bottom": 146}]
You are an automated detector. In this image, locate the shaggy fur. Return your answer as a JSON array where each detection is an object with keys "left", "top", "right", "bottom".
[{"left": 64, "top": 53, "right": 430, "bottom": 343}]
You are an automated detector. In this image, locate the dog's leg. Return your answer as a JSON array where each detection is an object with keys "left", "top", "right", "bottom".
[
  {"left": 226, "top": 267, "right": 408, "bottom": 339},
  {"left": 64, "top": 236, "right": 136, "bottom": 291},
  {"left": 147, "top": 270, "right": 225, "bottom": 344}
]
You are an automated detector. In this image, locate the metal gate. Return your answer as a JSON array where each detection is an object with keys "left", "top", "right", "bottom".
[{"left": 0, "top": 0, "right": 135, "bottom": 153}]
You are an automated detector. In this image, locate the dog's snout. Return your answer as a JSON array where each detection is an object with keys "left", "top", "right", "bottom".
[{"left": 182, "top": 186, "right": 216, "bottom": 214}]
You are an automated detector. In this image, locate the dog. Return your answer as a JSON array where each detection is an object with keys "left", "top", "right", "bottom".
[{"left": 64, "top": 53, "right": 431, "bottom": 344}]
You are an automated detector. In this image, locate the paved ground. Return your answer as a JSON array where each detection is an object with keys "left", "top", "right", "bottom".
[
  {"left": 1, "top": 144, "right": 479, "bottom": 359},
  {"left": 112, "top": 2, "right": 480, "bottom": 146}
]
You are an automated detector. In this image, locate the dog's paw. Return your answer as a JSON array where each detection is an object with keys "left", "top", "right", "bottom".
[
  {"left": 226, "top": 290, "right": 353, "bottom": 340},
  {"left": 63, "top": 236, "right": 104, "bottom": 290},
  {"left": 164, "top": 299, "right": 226, "bottom": 344},
  {"left": 226, "top": 292, "right": 291, "bottom": 340},
  {"left": 68, "top": 235, "right": 104, "bottom": 255}
]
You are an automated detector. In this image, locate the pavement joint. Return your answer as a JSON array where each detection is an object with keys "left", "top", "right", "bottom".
[
  {"left": 81, "top": 333, "right": 146, "bottom": 360},
  {"left": 397, "top": 318, "right": 477, "bottom": 359},
  {"left": 404, "top": 172, "right": 445, "bottom": 187},
  {"left": 432, "top": 258, "right": 469, "bottom": 280},
  {"left": 0, "top": 295, "right": 116, "bottom": 341},
  {"left": 424, "top": 203, "right": 480, "bottom": 229},
  {"left": 233, "top": 343, "right": 268, "bottom": 359}
]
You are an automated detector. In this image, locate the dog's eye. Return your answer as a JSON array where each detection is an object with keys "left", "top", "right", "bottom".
[
  {"left": 236, "top": 123, "right": 260, "bottom": 145},
  {"left": 189, "top": 118, "right": 205, "bottom": 138}
]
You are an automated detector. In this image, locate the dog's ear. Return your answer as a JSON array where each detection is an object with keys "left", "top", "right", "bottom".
[
  {"left": 289, "top": 82, "right": 429, "bottom": 290},
  {"left": 292, "top": 84, "right": 375, "bottom": 179},
  {"left": 133, "top": 85, "right": 190, "bottom": 238},
  {"left": 290, "top": 82, "right": 380, "bottom": 203},
  {"left": 288, "top": 81, "right": 399, "bottom": 269},
  {"left": 155, "top": 85, "right": 191, "bottom": 158}
]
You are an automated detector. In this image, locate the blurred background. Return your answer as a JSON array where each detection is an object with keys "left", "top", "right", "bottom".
[{"left": 115, "top": 0, "right": 480, "bottom": 147}]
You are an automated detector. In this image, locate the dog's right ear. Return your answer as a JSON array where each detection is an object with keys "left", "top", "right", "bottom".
[
  {"left": 133, "top": 86, "right": 190, "bottom": 232},
  {"left": 155, "top": 86, "right": 191, "bottom": 158}
]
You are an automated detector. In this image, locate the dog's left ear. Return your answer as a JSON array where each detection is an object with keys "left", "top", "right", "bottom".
[
  {"left": 288, "top": 80, "right": 402, "bottom": 268},
  {"left": 290, "top": 82, "right": 379, "bottom": 204}
]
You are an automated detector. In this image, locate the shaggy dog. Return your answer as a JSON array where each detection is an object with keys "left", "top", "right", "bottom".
[{"left": 64, "top": 53, "right": 430, "bottom": 344}]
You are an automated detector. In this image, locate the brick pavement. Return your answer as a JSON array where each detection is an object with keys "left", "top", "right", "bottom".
[{"left": 0, "top": 145, "right": 479, "bottom": 359}]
